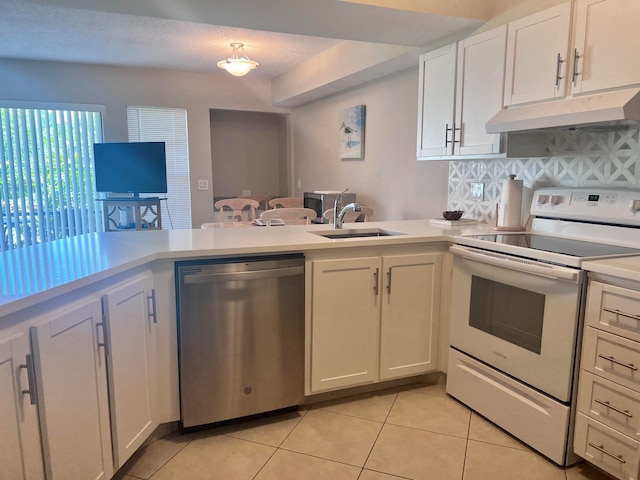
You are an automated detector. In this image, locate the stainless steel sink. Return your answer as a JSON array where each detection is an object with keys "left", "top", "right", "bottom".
[{"left": 313, "top": 228, "right": 404, "bottom": 239}]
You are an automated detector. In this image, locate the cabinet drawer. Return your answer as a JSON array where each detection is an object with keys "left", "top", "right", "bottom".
[
  {"left": 578, "top": 371, "right": 640, "bottom": 440},
  {"left": 582, "top": 327, "right": 640, "bottom": 392},
  {"left": 587, "top": 281, "right": 640, "bottom": 342},
  {"left": 574, "top": 412, "right": 640, "bottom": 480}
]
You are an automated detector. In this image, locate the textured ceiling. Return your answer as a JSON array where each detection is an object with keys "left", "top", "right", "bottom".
[{"left": 0, "top": 0, "right": 486, "bottom": 78}]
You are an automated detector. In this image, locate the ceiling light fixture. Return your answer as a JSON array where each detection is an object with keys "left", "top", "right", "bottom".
[{"left": 217, "top": 42, "right": 259, "bottom": 77}]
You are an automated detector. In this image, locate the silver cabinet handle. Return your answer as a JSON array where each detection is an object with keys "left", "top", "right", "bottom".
[
  {"left": 594, "top": 398, "right": 633, "bottom": 417},
  {"left": 598, "top": 354, "right": 638, "bottom": 371},
  {"left": 555, "top": 53, "right": 564, "bottom": 88},
  {"left": 386, "top": 269, "right": 392, "bottom": 295},
  {"left": 19, "top": 353, "right": 37, "bottom": 405},
  {"left": 588, "top": 442, "right": 626, "bottom": 463},
  {"left": 147, "top": 289, "right": 157, "bottom": 324},
  {"left": 373, "top": 268, "right": 379, "bottom": 296},
  {"left": 572, "top": 48, "right": 581, "bottom": 85},
  {"left": 603, "top": 307, "right": 640, "bottom": 322}
]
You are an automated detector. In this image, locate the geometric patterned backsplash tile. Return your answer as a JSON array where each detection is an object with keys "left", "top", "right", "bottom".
[{"left": 447, "top": 128, "right": 640, "bottom": 224}]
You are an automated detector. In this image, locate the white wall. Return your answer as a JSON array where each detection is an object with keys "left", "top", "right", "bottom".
[
  {"left": 291, "top": 68, "right": 449, "bottom": 221},
  {"left": 1, "top": 58, "right": 448, "bottom": 226},
  {"left": 209, "top": 110, "right": 287, "bottom": 198},
  {"left": 0, "top": 58, "right": 289, "bottom": 228}
]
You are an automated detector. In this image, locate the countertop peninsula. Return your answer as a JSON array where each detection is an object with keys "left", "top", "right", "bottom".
[{"left": 0, "top": 220, "right": 476, "bottom": 317}]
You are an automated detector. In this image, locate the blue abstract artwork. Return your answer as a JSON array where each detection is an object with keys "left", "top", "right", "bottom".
[{"left": 338, "top": 105, "right": 365, "bottom": 159}]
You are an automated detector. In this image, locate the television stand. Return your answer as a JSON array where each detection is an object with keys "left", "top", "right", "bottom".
[{"left": 99, "top": 197, "right": 162, "bottom": 232}]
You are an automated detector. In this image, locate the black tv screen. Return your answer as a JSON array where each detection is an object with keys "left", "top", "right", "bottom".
[{"left": 93, "top": 142, "right": 168, "bottom": 196}]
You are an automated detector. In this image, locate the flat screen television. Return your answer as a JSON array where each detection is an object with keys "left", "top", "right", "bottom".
[{"left": 93, "top": 141, "right": 167, "bottom": 196}]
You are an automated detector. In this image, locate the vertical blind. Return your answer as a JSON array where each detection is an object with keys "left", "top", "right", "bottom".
[
  {"left": 127, "top": 106, "right": 192, "bottom": 229},
  {"left": 0, "top": 106, "right": 103, "bottom": 252}
]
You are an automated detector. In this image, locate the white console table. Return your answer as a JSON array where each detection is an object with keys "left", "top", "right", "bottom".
[{"left": 99, "top": 198, "right": 163, "bottom": 232}]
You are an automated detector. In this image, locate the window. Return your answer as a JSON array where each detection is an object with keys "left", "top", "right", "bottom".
[
  {"left": 0, "top": 104, "right": 103, "bottom": 251},
  {"left": 127, "top": 106, "right": 191, "bottom": 229}
]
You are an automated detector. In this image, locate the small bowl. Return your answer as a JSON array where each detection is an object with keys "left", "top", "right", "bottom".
[{"left": 442, "top": 210, "right": 464, "bottom": 221}]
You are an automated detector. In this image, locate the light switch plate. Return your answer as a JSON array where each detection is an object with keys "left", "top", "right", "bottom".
[
  {"left": 470, "top": 182, "right": 484, "bottom": 201},
  {"left": 197, "top": 179, "right": 209, "bottom": 191}
]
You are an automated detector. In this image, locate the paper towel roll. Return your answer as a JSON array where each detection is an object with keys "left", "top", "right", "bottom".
[{"left": 497, "top": 174, "right": 523, "bottom": 229}]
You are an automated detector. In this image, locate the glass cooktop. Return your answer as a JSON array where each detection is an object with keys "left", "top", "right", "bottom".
[{"left": 465, "top": 234, "right": 640, "bottom": 258}]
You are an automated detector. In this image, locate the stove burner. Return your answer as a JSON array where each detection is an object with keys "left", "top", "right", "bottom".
[{"left": 465, "top": 234, "right": 640, "bottom": 258}]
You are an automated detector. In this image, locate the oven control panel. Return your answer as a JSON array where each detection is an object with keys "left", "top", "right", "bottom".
[{"left": 531, "top": 188, "right": 640, "bottom": 226}]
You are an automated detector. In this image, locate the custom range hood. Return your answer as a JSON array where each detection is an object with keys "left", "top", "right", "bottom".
[{"left": 486, "top": 88, "right": 640, "bottom": 133}]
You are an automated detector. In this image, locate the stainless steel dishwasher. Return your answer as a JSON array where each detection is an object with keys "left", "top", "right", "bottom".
[{"left": 176, "top": 254, "right": 305, "bottom": 429}]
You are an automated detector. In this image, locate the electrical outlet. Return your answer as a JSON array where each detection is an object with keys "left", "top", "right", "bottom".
[
  {"left": 242, "top": 189, "right": 252, "bottom": 196},
  {"left": 197, "top": 180, "right": 209, "bottom": 191},
  {"left": 470, "top": 182, "right": 484, "bottom": 201}
]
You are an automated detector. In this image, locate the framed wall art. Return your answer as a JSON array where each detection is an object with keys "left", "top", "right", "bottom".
[{"left": 338, "top": 104, "right": 365, "bottom": 159}]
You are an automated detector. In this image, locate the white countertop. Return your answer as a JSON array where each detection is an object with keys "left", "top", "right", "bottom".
[
  {"left": 582, "top": 255, "right": 640, "bottom": 283},
  {"left": 0, "top": 220, "right": 480, "bottom": 318}
]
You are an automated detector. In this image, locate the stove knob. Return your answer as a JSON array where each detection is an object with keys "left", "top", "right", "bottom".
[
  {"left": 548, "top": 195, "right": 562, "bottom": 205},
  {"left": 630, "top": 199, "right": 640, "bottom": 215},
  {"left": 537, "top": 194, "right": 549, "bottom": 205}
]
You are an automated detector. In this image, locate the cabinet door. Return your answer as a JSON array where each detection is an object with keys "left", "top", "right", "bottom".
[
  {"left": 504, "top": 3, "right": 572, "bottom": 106},
  {"left": 31, "top": 299, "right": 113, "bottom": 480},
  {"left": 454, "top": 25, "right": 506, "bottom": 156},
  {"left": 379, "top": 253, "right": 442, "bottom": 380},
  {"left": 417, "top": 44, "right": 457, "bottom": 158},
  {"left": 0, "top": 334, "right": 44, "bottom": 480},
  {"left": 103, "top": 273, "right": 157, "bottom": 469},
  {"left": 573, "top": 0, "right": 640, "bottom": 94},
  {"left": 310, "top": 257, "right": 380, "bottom": 392}
]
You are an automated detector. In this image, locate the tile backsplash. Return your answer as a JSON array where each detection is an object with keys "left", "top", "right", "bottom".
[{"left": 447, "top": 128, "right": 640, "bottom": 224}]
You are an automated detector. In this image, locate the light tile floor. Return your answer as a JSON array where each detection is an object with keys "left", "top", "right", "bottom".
[{"left": 115, "top": 382, "right": 612, "bottom": 480}]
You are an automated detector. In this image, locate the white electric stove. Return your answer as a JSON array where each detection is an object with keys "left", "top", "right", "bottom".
[{"left": 447, "top": 188, "right": 640, "bottom": 466}]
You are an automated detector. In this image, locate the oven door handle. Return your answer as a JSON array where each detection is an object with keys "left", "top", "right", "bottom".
[{"left": 450, "top": 245, "right": 582, "bottom": 283}]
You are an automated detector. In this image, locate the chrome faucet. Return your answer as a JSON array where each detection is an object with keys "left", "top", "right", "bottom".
[{"left": 333, "top": 189, "right": 361, "bottom": 229}]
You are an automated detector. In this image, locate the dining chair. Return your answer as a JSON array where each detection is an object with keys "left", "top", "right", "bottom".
[
  {"left": 260, "top": 208, "right": 317, "bottom": 225},
  {"left": 268, "top": 197, "right": 303, "bottom": 209},
  {"left": 240, "top": 195, "right": 271, "bottom": 212},
  {"left": 214, "top": 198, "right": 259, "bottom": 221},
  {"left": 323, "top": 206, "right": 374, "bottom": 223}
]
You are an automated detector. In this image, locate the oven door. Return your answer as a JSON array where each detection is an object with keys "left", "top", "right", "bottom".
[{"left": 450, "top": 245, "right": 584, "bottom": 402}]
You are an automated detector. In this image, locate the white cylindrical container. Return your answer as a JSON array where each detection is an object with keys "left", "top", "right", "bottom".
[{"left": 496, "top": 174, "right": 524, "bottom": 230}]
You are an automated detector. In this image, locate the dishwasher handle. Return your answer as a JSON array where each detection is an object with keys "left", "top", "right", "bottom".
[{"left": 183, "top": 265, "right": 304, "bottom": 284}]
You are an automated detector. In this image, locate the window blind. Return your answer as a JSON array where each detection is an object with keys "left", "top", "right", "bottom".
[
  {"left": 127, "top": 106, "right": 192, "bottom": 229},
  {"left": 0, "top": 106, "right": 103, "bottom": 251}
]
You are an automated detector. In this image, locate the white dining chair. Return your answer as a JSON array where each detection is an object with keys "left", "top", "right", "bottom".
[
  {"left": 260, "top": 208, "right": 317, "bottom": 225},
  {"left": 268, "top": 197, "right": 303, "bottom": 209},
  {"left": 214, "top": 198, "right": 259, "bottom": 221}
]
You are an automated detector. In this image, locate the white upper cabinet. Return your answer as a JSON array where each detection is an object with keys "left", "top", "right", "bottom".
[
  {"left": 572, "top": 0, "right": 640, "bottom": 94},
  {"left": 454, "top": 25, "right": 507, "bottom": 156},
  {"left": 417, "top": 43, "right": 457, "bottom": 158},
  {"left": 417, "top": 25, "right": 506, "bottom": 160},
  {"left": 503, "top": 2, "right": 572, "bottom": 106}
]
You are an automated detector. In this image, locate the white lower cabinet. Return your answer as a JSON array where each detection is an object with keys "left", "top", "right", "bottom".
[
  {"left": 102, "top": 273, "right": 158, "bottom": 469},
  {"left": 575, "top": 279, "right": 640, "bottom": 479},
  {"left": 0, "top": 268, "right": 163, "bottom": 480},
  {"left": 31, "top": 299, "right": 114, "bottom": 480},
  {"left": 308, "top": 249, "right": 442, "bottom": 394},
  {"left": 0, "top": 333, "right": 44, "bottom": 480}
]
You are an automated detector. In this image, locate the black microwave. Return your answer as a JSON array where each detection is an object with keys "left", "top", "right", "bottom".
[{"left": 304, "top": 191, "right": 356, "bottom": 223}]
